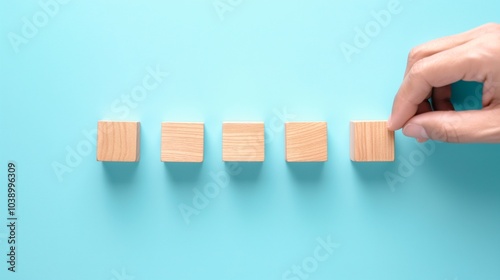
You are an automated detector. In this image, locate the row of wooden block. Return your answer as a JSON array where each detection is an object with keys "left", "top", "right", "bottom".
[{"left": 96, "top": 121, "right": 395, "bottom": 163}]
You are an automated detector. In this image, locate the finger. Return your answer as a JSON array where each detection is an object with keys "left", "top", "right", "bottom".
[
  {"left": 483, "top": 80, "right": 500, "bottom": 107},
  {"left": 404, "top": 23, "right": 500, "bottom": 76},
  {"left": 431, "top": 85, "right": 454, "bottom": 111},
  {"left": 416, "top": 99, "right": 432, "bottom": 115},
  {"left": 402, "top": 108, "right": 500, "bottom": 143},
  {"left": 414, "top": 100, "right": 432, "bottom": 143},
  {"left": 388, "top": 42, "right": 483, "bottom": 131}
]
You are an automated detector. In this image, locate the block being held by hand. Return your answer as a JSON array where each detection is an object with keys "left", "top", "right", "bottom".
[
  {"left": 350, "top": 121, "right": 395, "bottom": 162},
  {"left": 285, "top": 122, "right": 328, "bottom": 162},
  {"left": 161, "top": 122, "right": 204, "bottom": 163},
  {"left": 97, "top": 121, "right": 140, "bottom": 162}
]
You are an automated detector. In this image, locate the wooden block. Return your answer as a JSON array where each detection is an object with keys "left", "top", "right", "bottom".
[
  {"left": 285, "top": 122, "right": 327, "bottom": 162},
  {"left": 350, "top": 121, "right": 395, "bottom": 162},
  {"left": 161, "top": 122, "right": 204, "bottom": 162},
  {"left": 223, "top": 122, "right": 265, "bottom": 162},
  {"left": 97, "top": 121, "right": 140, "bottom": 162}
]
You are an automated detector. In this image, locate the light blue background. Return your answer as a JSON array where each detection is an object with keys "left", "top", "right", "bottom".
[{"left": 1, "top": 0, "right": 500, "bottom": 279}]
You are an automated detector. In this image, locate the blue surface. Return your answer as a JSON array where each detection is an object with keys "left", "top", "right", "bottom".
[{"left": 1, "top": 0, "right": 500, "bottom": 279}]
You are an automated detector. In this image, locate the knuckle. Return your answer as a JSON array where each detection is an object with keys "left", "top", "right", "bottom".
[
  {"left": 442, "top": 122, "right": 461, "bottom": 143},
  {"left": 407, "top": 59, "right": 426, "bottom": 80},
  {"left": 465, "top": 49, "right": 484, "bottom": 65},
  {"left": 407, "top": 47, "right": 423, "bottom": 65},
  {"left": 465, "top": 35, "right": 500, "bottom": 67}
]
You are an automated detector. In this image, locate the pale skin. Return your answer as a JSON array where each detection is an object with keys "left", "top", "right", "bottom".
[{"left": 388, "top": 23, "right": 500, "bottom": 143}]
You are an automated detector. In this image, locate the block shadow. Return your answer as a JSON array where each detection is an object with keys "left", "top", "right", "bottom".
[
  {"left": 351, "top": 161, "right": 394, "bottom": 178},
  {"left": 102, "top": 161, "right": 140, "bottom": 188},
  {"left": 351, "top": 161, "right": 394, "bottom": 187},
  {"left": 225, "top": 162, "right": 263, "bottom": 183},
  {"left": 164, "top": 162, "right": 203, "bottom": 183},
  {"left": 286, "top": 162, "right": 325, "bottom": 183}
]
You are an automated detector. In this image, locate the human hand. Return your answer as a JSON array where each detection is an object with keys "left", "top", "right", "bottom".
[{"left": 388, "top": 23, "right": 500, "bottom": 143}]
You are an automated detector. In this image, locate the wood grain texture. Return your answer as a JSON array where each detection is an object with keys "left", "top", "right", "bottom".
[
  {"left": 285, "top": 122, "right": 327, "bottom": 162},
  {"left": 161, "top": 122, "right": 204, "bottom": 162},
  {"left": 350, "top": 121, "right": 395, "bottom": 162},
  {"left": 97, "top": 121, "right": 140, "bottom": 162},
  {"left": 222, "top": 122, "right": 265, "bottom": 162}
]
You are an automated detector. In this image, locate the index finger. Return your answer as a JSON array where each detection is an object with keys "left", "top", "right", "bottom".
[{"left": 388, "top": 44, "right": 475, "bottom": 131}]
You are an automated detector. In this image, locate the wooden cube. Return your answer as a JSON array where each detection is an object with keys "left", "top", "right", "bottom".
[
  {"left": 161, "top": 122, "right": 204, "bottom": 162},
  {"left": 285, "top": 122, "right": 327, "bottom": 162},
  {"left": 350, "top": 121, "right": 395, "bottom": 162},
  {"left": 97, "top": 121, "right": 140, "bottom": 162},
  {"left": 223, "top": 122, "right": 265, "bottom": 162}
]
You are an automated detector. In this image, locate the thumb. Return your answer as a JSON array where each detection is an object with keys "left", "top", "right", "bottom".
[{"left": 402, "top": 108, "right": 500, "bottom": 143}]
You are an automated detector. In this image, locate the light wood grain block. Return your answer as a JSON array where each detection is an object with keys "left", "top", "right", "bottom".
[
  {"left": 350, "top": 121, "right": 395, "bottom": 162},
  {"left": 223, "top": 122, "right": 265, "bottom": 162},
  {"left": 285, "top": 122, "right": 328, "bottom": 162},
  {"left": 97, "top": 121, "right": 140, "bottom": 162},
  {"left": 161, "top": 122, "right": 204, "bottom": 162}
]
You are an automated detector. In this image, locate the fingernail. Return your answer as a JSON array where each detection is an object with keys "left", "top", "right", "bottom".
[
  {"left": 403, "top": 124, "right": 429, "bottom": 139},
  {"left": 387, "top": 116, "right": 392, "bottom": 128},
  {"left": 416, "top": 138, "right": 428, "bottom": 143}
]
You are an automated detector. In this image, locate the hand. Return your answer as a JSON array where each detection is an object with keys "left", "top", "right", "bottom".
[{"left": 388, "top": 23, "right": 500, "bottom": 143}]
